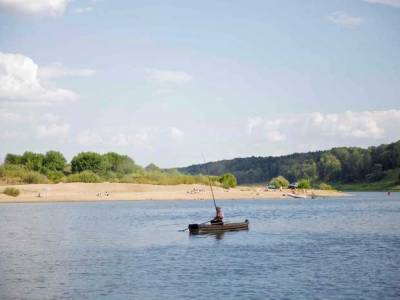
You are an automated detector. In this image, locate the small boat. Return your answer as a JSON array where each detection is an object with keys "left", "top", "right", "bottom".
[
  {"left": 286, "top": 193, "right": 307, "bottom": 199},
  {"left": 188, "top": 220, "right": 249, "bottom": 234}
]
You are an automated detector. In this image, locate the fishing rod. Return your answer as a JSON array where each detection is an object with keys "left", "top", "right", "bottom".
[{"left": 202, "top": 154, "right": 217, "bottom": 211}]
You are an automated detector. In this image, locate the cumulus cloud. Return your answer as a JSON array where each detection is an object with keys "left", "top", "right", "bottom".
[
  {"left": 327, "top": 11, "right": 364, "bottom": 27},
  {"left": 364, "top": 0, "right": 400, "bottom": 7},
  {"left": 35, "top": 123, "right": 70, "bottom": 138},
  {"left": 145, "top": 68, "right": 192, "bottom": 86},
  {"left": 0, "top": 0, "right": 68, "bottom": 16},
  {"left": 38, "top": 63, "right": 95, "bottom": 80},
  {"left": 248, "top": 109, "right": 400, "bottom": 143},
  {"left": 0, "top": 52, "right": 78, "bottom": 105}
]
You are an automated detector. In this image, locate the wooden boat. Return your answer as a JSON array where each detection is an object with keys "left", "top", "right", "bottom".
[{"left": 188, "top": 220, "right": 249, "bottom": 234}]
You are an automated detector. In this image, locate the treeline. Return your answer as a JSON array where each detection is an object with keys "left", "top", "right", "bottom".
[
  {"left": 179, "top": 140, "right": 400, "bottom": 186},
  {"left": 0, "top": 151, "right": 224, "bottom": 186}
]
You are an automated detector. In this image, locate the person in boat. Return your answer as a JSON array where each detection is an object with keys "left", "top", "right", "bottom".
[{"left": 211, "top": 207, "right": 224, "bottom": 225}]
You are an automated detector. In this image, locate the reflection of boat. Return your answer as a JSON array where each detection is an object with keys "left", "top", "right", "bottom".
[
  {"left": 286, "top": 193, "right": 307, "bottom": 199},
  {"left": 189, "top": 220, "right": 249, "bottom": 234}
]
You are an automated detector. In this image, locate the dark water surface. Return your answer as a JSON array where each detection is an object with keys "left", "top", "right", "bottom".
[{"left": 1, "top": 192, "right": 400, "bottom": 299}]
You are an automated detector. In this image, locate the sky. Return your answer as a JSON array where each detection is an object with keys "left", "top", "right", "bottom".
[{"left": 0, "top": 0, "right": 400, "bottom": 168}]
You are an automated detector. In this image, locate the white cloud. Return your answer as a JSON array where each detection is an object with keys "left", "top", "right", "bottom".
[
  {"left": 38, "top": 63, "right": 95, "bottom": 80},
  {"left": 0, "top": 0, "right": 68, "bottom": 16},
  {"left": 110, "top": 133, "right": 131, "bottom": 147},
  {"left": 0, "top": 108, "right": 22, "bottom": 121},
  {"left": 145, "top": 68, "right": 192, "bottom": 86},
  {"left": 247, "top": 117, "right": 263, "bottom": 134},
  {"left": 327, "top": 11, "right": 364, "bottom": 27},
  {"left": 42, "top": 113, "right": 61, "bottom": 122},
  {"left": 364, "top": 0, "right": 400, "bottom": 7},
  {"left": 77, "top": 130, "right": 104, "bottom": 146},
  {"left": 169, "top": 127, "right": 184, "bottom": 139},
  {"left": 73, "top": 6, "right": 93, "bottom": 14},
  {"left": 248, "top": 109, "right": 400, "bottom": 143},
  {"left": 35, "top": 123, "right": 70, "bottom": 138},
  {"left": 0, "top": 52, "right": 78, "bottom": 105}
]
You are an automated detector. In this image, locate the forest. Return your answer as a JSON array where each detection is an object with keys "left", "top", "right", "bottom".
[{"left": 179, "top": 140, "right": 400, "bottom": 190}]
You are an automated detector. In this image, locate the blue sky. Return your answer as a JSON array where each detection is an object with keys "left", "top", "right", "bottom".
[{"left": 0, "top": 0, "right": 400, "bottom": 167}]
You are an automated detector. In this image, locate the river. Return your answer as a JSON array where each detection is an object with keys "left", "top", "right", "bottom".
[{"left": 0, "top": 192, "right": 399, "bottom": 299}]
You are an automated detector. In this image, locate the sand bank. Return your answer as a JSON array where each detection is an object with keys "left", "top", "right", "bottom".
[{"left": 0, "top": 183, "right": 345, "bottom": 203}]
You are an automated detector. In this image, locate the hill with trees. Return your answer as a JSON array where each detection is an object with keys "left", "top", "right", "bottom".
[{"left": 179, "top": 140, "right": 400, "bottom": 191}]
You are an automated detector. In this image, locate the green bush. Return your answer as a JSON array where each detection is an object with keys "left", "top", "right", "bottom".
[
  {"left": 319, "top": 183, "right": 333, "bottom": 190},
  {"left": 46, "top": 170, "right": 65, "bottom": 183},
  {"left": 66, "top": 171, "right": 101, "bottom": 183},
  {"left": 71, "top": 152, "right": 108, "bottom": 174},
  {"left": 3, "top": 187, "right": 20, "bottom": 197},
  {"left": 298, "top": 179, "right": 311, "bottom": 189},
  {"left": 22, "top": 171, "right": 48, "bottom": 184},
  {"left": 270, "top": 176, "right": 289, "bottom": 188},
  {"left": 219, "top": 173, "right": 237, "bottom": 189},
  {"left": 0, "top": 165, "right": 5, "bottom": 178}
]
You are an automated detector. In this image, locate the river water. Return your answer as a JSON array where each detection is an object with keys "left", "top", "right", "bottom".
[{"left": 0, "top": 192, "right": 399, "bottom": 299}]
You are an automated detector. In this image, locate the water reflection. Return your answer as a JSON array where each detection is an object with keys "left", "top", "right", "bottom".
[{"left": 189, "top": 231, "right": 225, "bottom": 240}]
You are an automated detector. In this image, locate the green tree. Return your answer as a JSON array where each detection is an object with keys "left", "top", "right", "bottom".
[
  {"left": 43, "top": 151, "right": 67, "bottom": 172},
  {"left": 219, "top": 173, "right": 237, "bottom": 189},
  {"left": 103, "top": 152, "right": 138, "bottom": 174},
  {"left": 4, "top": 154, "right": 22, "bottom": 165},
  {"left": 270, "top": 176, "right": 289, "bottom": 188},
  {"left": 319, "top": 153, "right": 342, "bottom": 181},
  {"left": 71, "top": 152, "right": 107, "bottom": 174},
  {"left": 21, "top": 152, "right": 45, "bottom": 172}
]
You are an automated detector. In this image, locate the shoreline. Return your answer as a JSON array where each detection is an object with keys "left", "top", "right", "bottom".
[{"left": 0, "top": 183, "right": 346, "bottom": 204}]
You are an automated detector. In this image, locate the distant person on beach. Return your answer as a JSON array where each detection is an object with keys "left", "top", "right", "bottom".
[{"left": 211, "top": 207, "right": 224, "bottom": 225}]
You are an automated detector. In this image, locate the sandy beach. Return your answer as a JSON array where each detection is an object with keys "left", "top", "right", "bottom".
[{"left": 0, "top": 183, "right": 345, "bottom": 203}]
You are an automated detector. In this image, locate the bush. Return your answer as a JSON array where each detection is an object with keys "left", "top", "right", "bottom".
[
  {"left": 219, "top": 173, "right": 237, "bottom": 189},
  {"left": 46, "top": 170, "right": 65, "bottom": 183},
  {"left": 66, "top": 171, "right": 101, "bottom": 183},
  {"left": 3, "top": 187, "right": 20, "bottom": 197},
  {"left": 298, "top": 179, "right": 311, "bottom": 189},
  {"left": 22, "top": 171, "right": 48, "bottom": 184},
  {"left": 71, "top": 152, "right": 108, "bottom": 174},
  {"left": 270, "top": 176, "right": 289, "bottom": 188},
  {"left": 319, "top": 183, "right": 333, "bottom": 190}
]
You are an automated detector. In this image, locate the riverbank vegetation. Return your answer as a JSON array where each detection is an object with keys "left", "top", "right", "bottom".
[
  {"left": 179, "top": 140, "right": 400, "bottom": 191},
  {"left": 0, "top": 151, "right": 225, "bottom": 186}
]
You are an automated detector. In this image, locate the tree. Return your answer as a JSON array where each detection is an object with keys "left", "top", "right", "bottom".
[
  {"left": 270, "top": 176, "right": 289, "bottom": 188},
  {"left": 318, "top": 153, "right": 341, "bottom": 181},
  {"left": 103, "top": 152, "right": 138, "bottom": 174},
  {"left": 43, "top": 151, "right": 67, "bottom": 172},
  {"left": 4, "top": 154, "right": 22, "bottom": 165},
  {"left": 219, "top": 173, "right": 237, "bottom": 189},
  {"left": 21, "top": 151, "right": 45, "bottom": 172},
  {"left": 71, "top": 152, "right": 107, "bottom": 174}
]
